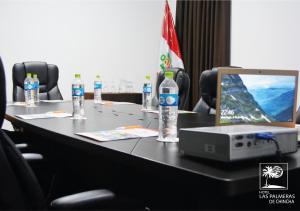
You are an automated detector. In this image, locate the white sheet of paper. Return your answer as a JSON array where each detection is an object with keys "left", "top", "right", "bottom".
[
  {"left": 40, "top": 100, "right": 66, "bottom": 103},
  {"left": 77, "top": 130, "right": 139, "bottom": 141},
  {"left": 7, "top": 102, "right": 27, "bottom": 106},
  {"left": 100, "top": 101, "right": 134, "bottom": 105},
  {"left": 142, "top": 109, "right": 196, "bottom": 114},
  {"left": 122, "top": 128, "right": 158, "bottom": 138},
  {"left": 76, "top": 128, "right": 158, "bottom": 142},
  {"left": 16, "top": 111, "right": 72, "bottom": 120}
]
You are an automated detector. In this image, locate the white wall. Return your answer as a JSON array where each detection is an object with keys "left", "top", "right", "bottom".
[
  {"left": 0, "top": 0, "right": 177, "bottom": 101},
  {"left": 231, "top": 0, "right": 300, "bottom": 105}
]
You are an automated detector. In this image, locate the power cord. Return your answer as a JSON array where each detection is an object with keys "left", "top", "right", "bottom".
[{"left": 255, "top": 132, "right": 283, "bottom": 160}]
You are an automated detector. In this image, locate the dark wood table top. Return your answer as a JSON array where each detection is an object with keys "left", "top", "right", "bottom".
[
  {"left": 5, "top": 100, "right": 300, "bottom": 196},
  {"left": 84, "top": 92, "right": 142, "bottom": 104}
]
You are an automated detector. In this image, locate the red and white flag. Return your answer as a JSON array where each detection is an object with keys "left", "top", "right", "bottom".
[{"left": 159, "top": 0, "right": 184, "bottom": 72}]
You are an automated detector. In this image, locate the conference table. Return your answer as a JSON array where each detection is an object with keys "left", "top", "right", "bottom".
[{"left": 5, "top": 100, "right": 300, "bottom": 209}]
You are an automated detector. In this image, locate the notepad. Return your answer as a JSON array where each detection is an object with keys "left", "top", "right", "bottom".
[
  {"left": 76, "top": 126, "right": 158, "bottom": 142},
  {"left": 16, "top": 111, "right": 72, "bottom": 120}
]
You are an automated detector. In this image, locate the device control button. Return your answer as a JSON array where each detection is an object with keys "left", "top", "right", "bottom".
[
  {"left": 235, "top": 135, "right": 244, "bottom": 140},
  {"left": 235, "top": 142, "right": 243, "bottom": 147},
  {"left": 246, "top": 134, "right": 254, "bottom": 139},
  {"left": 247, "top": 142, "right": 252, "bottom": 147}
]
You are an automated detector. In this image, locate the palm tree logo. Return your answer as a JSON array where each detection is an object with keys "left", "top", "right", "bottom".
[{"left": 262, "top": 165, "right": 284, "bottom": 189}]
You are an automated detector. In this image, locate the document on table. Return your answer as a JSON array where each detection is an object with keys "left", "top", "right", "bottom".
[
  {"left": 7, "top": 102, "right": 27, "bottom": 106},
  {"left": 142, "top": 109, "right": 196, "bottom": 114},
  {"left": 7, "top": 100, "right": 68, "bottom": 106},
  {"left": 76, "top": 126, "right": 158, "bottom": 142},
  {"left": 16, "top": 111, "right": 72, "bottom": 120},
  {"left": 40, "top": 100, "right": 67, "bottom": 103},
  {"left": 100, "top": 101, "right": 134, "bottom": 105}
]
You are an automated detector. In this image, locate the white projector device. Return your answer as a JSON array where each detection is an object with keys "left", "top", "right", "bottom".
[{"left": 179, "top": 125, "right": 298, "bottom": 162}]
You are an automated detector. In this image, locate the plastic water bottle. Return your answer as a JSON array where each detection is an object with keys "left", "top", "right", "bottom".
[
  {"left": 24, "top": 73, "right": 35, "bottom": 107},
  {"left": 33, "top": 74, "right": 40, "bottom": 103},
  {"left": 94, "top": 75, "right": 102, "bottom": 104},
  {"left": 72, "top": 74, "right": 85, "bottom": 119},
  {"left": 142, "top": 75, "right": 152, "bottom": 110},
  {"left": 158, "top": 71, "right": 179, "bottom": 142}
]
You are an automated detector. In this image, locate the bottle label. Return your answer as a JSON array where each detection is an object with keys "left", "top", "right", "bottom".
[
  {"left": 143, "top": 86, "right": 152, "bottom": 93},
  {"left": 24, "top": 83, "right": 34, "bottom": 90},
  {"left": 94, "top": 82, "right": 102, "bottom": 89},
  {"left": 72, "top": 88, "right": 84, "bottom": 96},
  {"left": 33, "top": 82, "right": 39, "bottom": 89},
  {"left": 159, "top": 94, "right": 178, "bottom": 106}
]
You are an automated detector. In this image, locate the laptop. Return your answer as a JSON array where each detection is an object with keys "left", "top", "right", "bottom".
[{"left": 215, "top": 68, "right": 299, "bottom": 128}]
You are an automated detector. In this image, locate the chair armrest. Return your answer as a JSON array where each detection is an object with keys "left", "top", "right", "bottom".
[
  {"left": 15, "top": 143, "right": 28, "bottom": 149},
  {"left": 22, "top": 153, "right": 43, "bottom": 162},
  {"left": 50, "top": 189, "right": 115, "bottom": 210}
]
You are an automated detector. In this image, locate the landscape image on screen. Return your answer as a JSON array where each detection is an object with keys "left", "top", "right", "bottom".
[{"left": 220, "top": 74, "right": 296, "bottom": 124}]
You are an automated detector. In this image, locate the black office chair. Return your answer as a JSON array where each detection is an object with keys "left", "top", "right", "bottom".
[
  {"left": 0, "top": 58, "right": 117, "bottom": 210},
  {"left": 0, "top": 58, "right": 29, "bottom": 149},
  {"left": 193, "top": 66, "right": 241, "bottom": 114},
  {"left": 13, "top": 62, "right": 63, "bottom": 102},
  {"left": 153, "top": 68, "right": 190, "bottom": 110},
  {"left": 192, "top": 68, "right": 218, "bottom": 114}
]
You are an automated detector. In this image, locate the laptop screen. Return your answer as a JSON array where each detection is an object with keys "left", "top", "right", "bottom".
[{"left": 217, "top": 69, "right": 298, "bottom": 127}]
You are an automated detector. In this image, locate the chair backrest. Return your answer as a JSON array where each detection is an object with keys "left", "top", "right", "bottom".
[
  {"left": 155, "top": 68, "right": 190, "bottom": 110},
  {"left": 0, "top": 57, "right": 46, "bottom": 210},
  {"left": 193, "top": 66, "right": 241, "bottom": 113},
  {"left": 13, "top": 62, "right": 63, "bottom": 102},
  {"left": 0, "top": 57, "right": 6, "bottom": 128}
]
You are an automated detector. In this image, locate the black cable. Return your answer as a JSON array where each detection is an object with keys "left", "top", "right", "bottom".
[
  {"left": 255, "top": 133, "right": 283, "bottom": 161},
  {"left": 269, "top": 137, "right": 283, "bottom": 161}
]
